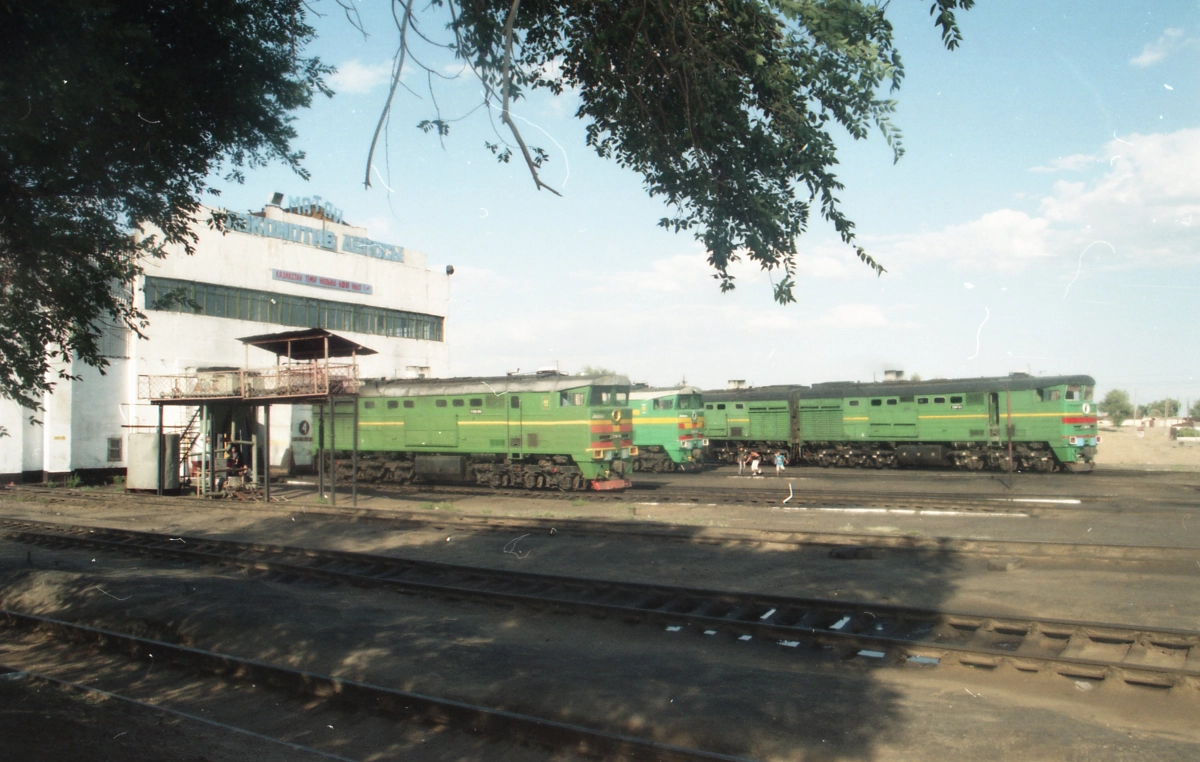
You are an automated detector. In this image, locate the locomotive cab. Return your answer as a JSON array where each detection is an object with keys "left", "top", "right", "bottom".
[
  {"left": 627, "top": 386, "right": 706, "bottom": 472},
  {"left": 1043, "top": 381, "right": 1099, "bottom": 471}
]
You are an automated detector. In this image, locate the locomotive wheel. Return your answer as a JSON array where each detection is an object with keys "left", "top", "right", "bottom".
[
  {"left": 571, "top": 474, "right": 584, "bottom": 491},
  {"left": 651, "top": 460, "right": 664, "bottom": 473},
  {"left": 523, "top": 472, "right": 538, "bottom": 489},
  {"left": 632, "top": 460, "right": 642, "bottom": 472}
]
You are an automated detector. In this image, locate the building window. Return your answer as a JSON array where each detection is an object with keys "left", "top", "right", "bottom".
[
  {"left": 143, "top": 276, "right": 444, "bottom": 342},
  {"left": 107, "top": 437, "right": 122, "bottom": 462}
]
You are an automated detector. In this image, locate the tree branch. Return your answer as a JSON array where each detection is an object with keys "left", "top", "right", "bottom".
[
  {"left": 364, "top": 0, "right": 415, "bottom": 189},
  {"left": 499, "top": 0, "right": 561, "bottom": 196}
]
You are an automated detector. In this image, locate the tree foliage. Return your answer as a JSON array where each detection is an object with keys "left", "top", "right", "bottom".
[
  {"left": 1099, "top": 389, "right": 1132, "bottom": 427},
  {"left": 0, "top": 0, "right": 330, "bottom": 408},
  {"left": 1138, "top": 398, "right": 1180, "bottom": 419},
  {"left": 373, "top": 0, "right": 975, "bottom": 302}
]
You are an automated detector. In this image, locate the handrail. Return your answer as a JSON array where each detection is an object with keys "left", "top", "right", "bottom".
[{"left": 138, "top": 363, "right": 359, "bottom": 402}]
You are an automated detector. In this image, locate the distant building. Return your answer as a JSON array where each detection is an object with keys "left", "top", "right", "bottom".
[{"left": 0, "top": 197, "right": 451, "bottom": 481}]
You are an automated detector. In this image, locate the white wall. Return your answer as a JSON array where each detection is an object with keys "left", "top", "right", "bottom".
[{"left": 13, "top": 202, "right": 452, "bottom": 476}]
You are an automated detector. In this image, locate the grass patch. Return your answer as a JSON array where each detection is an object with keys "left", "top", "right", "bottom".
[
  {"left": 569, "top": 498, "right": 589, "bottom": 507},
  {"left": 418, "top": 501, "right": 456, "bottom": 511}
]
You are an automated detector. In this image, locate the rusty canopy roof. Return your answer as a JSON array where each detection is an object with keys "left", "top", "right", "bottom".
[{"left": 237, "top": 328, "right": 377, "bottom": 360}]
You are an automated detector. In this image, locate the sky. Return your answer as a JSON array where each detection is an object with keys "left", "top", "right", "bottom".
[{"left": 209, "top": 1, "right": 1200, "bottom": 405}]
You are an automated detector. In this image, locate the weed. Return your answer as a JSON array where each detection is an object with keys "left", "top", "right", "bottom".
[
  {"left": 112, "top": 475, "right": 125, "bottom": 487},
  {"left": 570, "top": 498, "right": 589, "bottom": 507},
  {"left": 419, "top": 501, "right": 456, "bottom": 511},
  {"left": 65, "top": 474, "right": 84, "bottom": 489}
]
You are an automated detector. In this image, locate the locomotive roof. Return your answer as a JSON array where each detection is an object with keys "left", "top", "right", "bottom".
[
  {"left": 629, "top": 385, "right": 703, "bottom": 401},
  {"left": 703, "top": 374, "right": 1096, "bottom": 402},
  {"left": 359, "top": 373, "right": 631, "bottom": 397}
]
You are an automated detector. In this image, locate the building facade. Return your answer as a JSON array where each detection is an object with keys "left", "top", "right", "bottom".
[{"left": 0, "top": 197, "right": 451, "bottom": 481}]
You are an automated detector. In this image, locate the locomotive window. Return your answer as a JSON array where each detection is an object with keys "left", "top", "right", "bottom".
[
  {"left": 590, "top": 388, "right": 614, "bottom": 405},
  {"left": 717, "top": 404, "right": 726, "bottom": 410},
  {"left": 363, "top": 401, "right": 375, "bottom": 409},
  {"left": 403, "top": 400, "right": 414, "bottom": 408},
  {"left": 870, "top": 399, "right": 882, "bottom": 407},
  {"left": 933, "top": 397, "right": 945, "bottom": 404},
  {"left": 435, "top": 399, "right": 448, "bottom": 407},
  {"left": 735, "top": 403, "right": 744, "bottom": 409},
  {"left": 917, "top": 397, "right": 929, "bottom": 404},
  {"left": 1065, "top": 386, "right": 1081, "bottom": 401},
  {"left": 387, "top": 400, "right": 399, "bottom": 409},
  {"left": 654, "top": 398, "right": 675, "bottom": 410},
  {"left": 950, "top": 396, "right": 963, "bottom": 404},
  {"left": 452, "top": 399, "right": 464, "bottom": 407},
  {"left": 886, "top": 399, "right": 898, "bottom": 406},
  {"left": 470, "top": 398, "right": 483, "bottom": 407},
  {"left": 614, "top": 390, "right": 629, "bottom": 404},
  {"left": 560, "top": 391, "right": 585, "bottom": 406},
  {"left": 848, "top": 400, "right": 860, "bottom": 407},
  {"left": 705, "top": 404, "right": 714, "bottom": 410},
  {"left": 1084, "top": 386, "right": 1094, "bottom": 401},
  {"left": 511, "top": 396, "right": 521, "bottom": 408}
]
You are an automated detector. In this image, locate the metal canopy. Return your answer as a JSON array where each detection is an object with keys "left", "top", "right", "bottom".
[{"left": 237, "top": 328, "right": 378, "bottom": 361}]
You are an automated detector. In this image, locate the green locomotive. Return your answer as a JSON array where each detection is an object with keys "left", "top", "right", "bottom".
[
  {"left": 703, "top": 374, "right": 1099, "bottom": 472},
  {"left": 627, "top": 385, "right": 706, "bottom": 472},
  {"left": 319, "top": 372, "right": 634, "bottom": 490}
]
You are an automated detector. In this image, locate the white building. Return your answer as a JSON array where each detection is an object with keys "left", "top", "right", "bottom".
[{"left": 0, "top": 196, "right": 451, "bottom": 481}]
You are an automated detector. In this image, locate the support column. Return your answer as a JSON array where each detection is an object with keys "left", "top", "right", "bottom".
[
  {"left": 208, "top": 406, "right": 217, "bottom": 496},
  {"left": 317, "top": 404, "right": 324, "bottom": 499},
  {"left": 329, "top": 394, "right": 336, "bottom": 507},
  {"left": 263, "top": 404, "right": 271, "bottom": 504},
  {"left": 352, "top": 397, "right": 358, "bottom": 508},
  {"left": 156, "top": 404, "right": 164, "bottom": 496}
]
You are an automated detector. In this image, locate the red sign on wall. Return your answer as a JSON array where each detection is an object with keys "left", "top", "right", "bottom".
[{"left": 271, "top": 269, "right": 373, "bottom": 295}]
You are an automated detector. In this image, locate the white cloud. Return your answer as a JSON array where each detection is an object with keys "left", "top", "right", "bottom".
[
  {"left": 817, "top": 303, "right": 888, "bottom": 328},
  {"left": 1029, "top": 153, "right": 1097, "bottom": 173},
  {"left": 329, "top": 59, "right": 395, "bottom": 94},
  {"left": 876, "top": 128, "right": 1200, "bottom": 271},
  {"left": 1130, "top": 28, "right": 1188, "bottom": 67},
  {"left": 885, "top": 209, "right": 1053, "bottom": 271}
]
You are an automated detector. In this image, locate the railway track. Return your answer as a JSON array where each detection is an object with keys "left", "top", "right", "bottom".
[
  {"left": 5, "top": 486, "right": 1199, "bottom": 568},
  {"left": 0, "top": 610, "right": 749, "bottom": 762},
  {"left": 7, "top": 519, "right": 1200, "bottom": 693}
]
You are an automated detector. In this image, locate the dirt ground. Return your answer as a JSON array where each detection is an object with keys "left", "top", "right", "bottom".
[
  {"left": 1094, "top": 424, "right": 1200, "bottom": 470},
  {"left": 1, "top": 475, "right": 1199, "bottom": 761}
]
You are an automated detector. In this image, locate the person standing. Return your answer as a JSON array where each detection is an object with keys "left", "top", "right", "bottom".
[
  {"left": 749, "top": 450, "right": 761, "bottom": 476},
  {"left": 774, "top": 451, "right": 786, "bottom": 476},
  {"left": 737, "top": 447, "right": 747, "bottom": 475}
]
